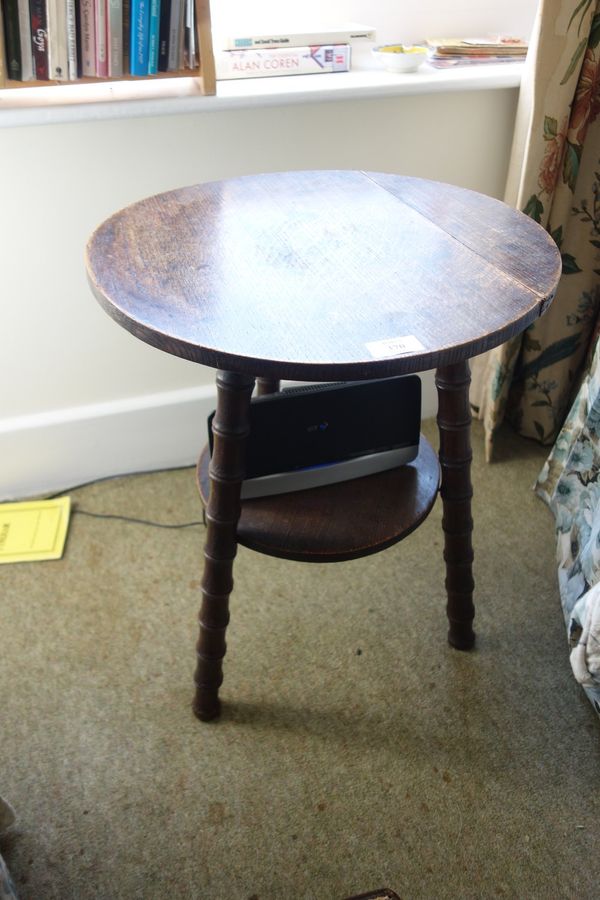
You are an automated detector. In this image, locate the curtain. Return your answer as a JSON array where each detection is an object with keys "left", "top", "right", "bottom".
[
  {"left": 535, "top": 340, "right": 600, "bottom": 716},
  {"left": 471, "top": 0, "right": 600, "bottom": 461}
]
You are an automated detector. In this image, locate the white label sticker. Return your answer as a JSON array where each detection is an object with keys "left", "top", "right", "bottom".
[{"left": 366, "top": 335, "right": 426, "bottom": 359}]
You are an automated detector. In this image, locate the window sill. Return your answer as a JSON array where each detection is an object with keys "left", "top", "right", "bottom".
[{"left": 0, "top": 61, "right": 524, "bottom": 129}]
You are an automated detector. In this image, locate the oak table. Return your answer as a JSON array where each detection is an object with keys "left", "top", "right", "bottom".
[{"left": 86, "top": 170, "right": 562, "bottom": 721}]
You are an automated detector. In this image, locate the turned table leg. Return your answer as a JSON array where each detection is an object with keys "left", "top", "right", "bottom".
[
  {"left": 256, "top": 377, "right": 280, "bottom": 395},
  {"left": 435, "top": 362, "right": 475, "bottom": 650},
  {"left": 193, "top": 369, "right": 255, "bottom": 721}
]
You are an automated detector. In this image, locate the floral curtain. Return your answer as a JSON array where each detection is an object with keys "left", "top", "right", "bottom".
[
  {"left": 535, "top": 341, "right": 600, "bottom": 716},
  {"left": 470, "top": 0, "right": 600, "bottom": 460}
]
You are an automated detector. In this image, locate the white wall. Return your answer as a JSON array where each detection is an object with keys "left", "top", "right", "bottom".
[
  {"left": 1, "top": 85, "right": 520, "bottom": 498},
  {"left": 212, "top": 1, "right": 538, "bottom": 48}
]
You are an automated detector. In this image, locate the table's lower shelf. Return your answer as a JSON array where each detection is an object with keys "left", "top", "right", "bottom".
[{"left": 196, "top": 436, "right": 440, "bottom": 563}]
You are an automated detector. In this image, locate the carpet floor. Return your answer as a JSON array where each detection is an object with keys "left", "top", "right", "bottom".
[{"left": 1, "top": 419, "right": 599, "bottom": 900}]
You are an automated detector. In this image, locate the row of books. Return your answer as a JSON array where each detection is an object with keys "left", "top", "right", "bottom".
[
  {"left": 0, "top": 0, "right": 199, "bottom": 82},
  {"left": 214, "top": 22, "right": 375, "bottom": 81}
]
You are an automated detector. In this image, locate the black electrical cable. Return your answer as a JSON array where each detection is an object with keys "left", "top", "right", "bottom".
[{"left": 72, "top": 509, "right": 205, "bottom": 529}]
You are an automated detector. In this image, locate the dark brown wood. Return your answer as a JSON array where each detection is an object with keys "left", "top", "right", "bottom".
[
  {"left": 197, "top": 438, "right": 440, "bottom": 563},
  {"left": 86, "top": 170, "right": 564, "bottom": 721},
  {"left": 256, "top": 378, "right": 280, "bottom": 396},
  {"left": 86, "top": 171, "right": 562, "bottom": 383},
  {"left": 436, "top": 363, "right": 475, "bottom": 650},
  {"left": 193, "top": 369, "right": 255, "bottom": 721}
]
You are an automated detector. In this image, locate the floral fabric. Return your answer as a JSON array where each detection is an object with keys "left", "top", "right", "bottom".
[
  {"left": 471, "top": 0, "right": 600, "bottom": 459},
  {"left": 536, "top": 337, "right": 600, "bottom": 716},
  {"left": 0, "top": 796, "right": 17, "bottom": 900}
]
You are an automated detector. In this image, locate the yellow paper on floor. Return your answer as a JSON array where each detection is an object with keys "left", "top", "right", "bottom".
[{"left": 0, "top": 497, "right": 71, "bottom": 564}]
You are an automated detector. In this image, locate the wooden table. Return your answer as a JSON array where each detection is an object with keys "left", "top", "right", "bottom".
[{"left": 86, "top": 170, "right": 561, "bottom": 721}]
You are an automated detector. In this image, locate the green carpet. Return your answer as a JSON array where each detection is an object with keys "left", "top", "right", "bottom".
[{"left": 1, "top": 419, "right": 599, "bottom": 900}]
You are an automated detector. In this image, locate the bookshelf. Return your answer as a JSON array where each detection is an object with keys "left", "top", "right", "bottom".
[{"left": 0, "top": 0, "right": 216, "bottom": 101}]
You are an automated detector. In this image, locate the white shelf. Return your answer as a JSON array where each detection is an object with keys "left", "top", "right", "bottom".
[{"left": 0, "top": 61, "right": 525, "bottom": 129}]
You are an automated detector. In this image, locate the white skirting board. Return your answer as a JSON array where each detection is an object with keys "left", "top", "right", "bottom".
[
  {"left": 0, "top": 385, "right": 217, "bottom": 501},
  {"left": 0, "top": 373, "right": 437, "bottom": 501}
]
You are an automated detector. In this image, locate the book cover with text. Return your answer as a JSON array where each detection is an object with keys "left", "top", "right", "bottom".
[
  {"left": 29, "top": 0, "right": 49, "bottom": 79},
  {"left": 147, "top": 0, "right": 159, "bottom": 74},
  {"left": 130, "top": 0, "right": 149, "bottom": 74},
  {"left": 47, "top": 0, "right": 69, "bottom": 79},
  {"left": 79, "top": 0, "right": 96, "bottom": 75},
  {"left": 108, "top": 0, "right": 123, "bottom": 75},
  {"left": 217, "top": 45, "right": 351, "bottom": 80},
  {"left": 95, "top": 0, "right": 108, "bottom": 76},
  {"left": 221, "top": 23, "right": 374, "bottom": 50}
]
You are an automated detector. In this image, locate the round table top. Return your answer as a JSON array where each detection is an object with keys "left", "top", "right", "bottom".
[{"left": 86, "top": 170, "right": 562, "bottom": 381}]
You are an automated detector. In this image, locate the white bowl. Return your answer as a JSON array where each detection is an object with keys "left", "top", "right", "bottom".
[{"left": 372, "top": 44, "right": 428, "bottom": 73}]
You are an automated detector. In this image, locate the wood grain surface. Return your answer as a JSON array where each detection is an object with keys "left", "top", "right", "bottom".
[
  {"left": 86, "top": 170, "right": 562, "bottom": 382},
  {"left": 196, "top": 436, "right": 440, "bottom": 563}
]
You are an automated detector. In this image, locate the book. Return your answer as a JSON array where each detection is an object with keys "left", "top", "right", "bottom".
[
  {"left": 122, "top": 0, "right": 130, "bottom": 73},
  {"left": 184, "top": 0, "right": 195, "bottom": 68},
  {"left": 166, "top": 0, "right": 182, "bottom": 70},
  {"left": 428, "top": 54, "right": 526, "bottom": 69},
  {"left": 74, "top": 0, "right": 82, "bottom": 75},
  {"left": 216, "top": 44, "right": 351, "bottom": 80},
  {"left": 2, "top": 0, "right": 22, "bottom": 80},
  {"left": 95, "top": 0, "right": 108, "bottom": 76},
  {"left": 17, "top": 0, "right": 34, "bottom": 80},
  {"left": 157, "top": 0, "right": 171, "bottom": 70},
  {"left": 221, "top": 22, "right": 375, "bottom": 50},
  {"left": 66, "top": 0, "right": 77, "bottom": 78},
  {"left": 47, "top": 0, "right": 69, "bottom": 79},
  {"left": 79, "top": 0, "right": 96, "bottom": 75},
  {"left": 0, "top": 6, "right": 6, "bottom": 85},
  {"left": 130, "top": 0, "right": 149, "bottom": 74},
  {"left": 0, "top": 498, "right": 71, "bottom": 565},
  {"left": 426, "top": 36, "right": 527, "bottom": 56},
  {"left": 147, "top": 0, "right": 159, "bottom": 74},
  {"left": 29, "top": 0, "right": 48, "bottom": 79},
  {"left": 108, "top": 0, "right": 123, "bottom": 76}
]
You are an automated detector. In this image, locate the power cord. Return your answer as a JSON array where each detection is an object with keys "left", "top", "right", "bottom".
[
  {"left": 39, "top": 465, "right": 207, "bottom": 530},
  {"left": 72, "top": 508, "right": 206, "bottom": 529}
]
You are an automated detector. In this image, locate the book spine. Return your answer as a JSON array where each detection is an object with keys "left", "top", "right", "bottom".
[
  {"left": 184, "top": 0, "right": 194, "bottom": 68},
  {"left": 47, "top": 0, "right": 69, "bottom": 80},
  {"left": 156, "top": 0, "right": 169, "bottom": 70},
  {"left": 94, "top": 0, "right": 107, "bottom": 76},
  {"left": 147, "top": 0, "right": 159, "bottom": 74},
  {"left": 29, "top": 0, "right": 48, "bottom": 79},
  {"left": 108, "top": 0, "right": 123, "bottom": 75},
  {"left": 66, "top": 0, "right": 77, "bottom": 78},
  {"left": 216, "top": 45, "right": 351, "bottom": 80},
  {"left": 176, "top": 0, "right": 183, "bottom": 69},
  {"left": 166, "top": 0, "right": 180, "bottom": 70},
  {"left": 130, "top": 0, "right": 148, "bottom": 75},
  {"left": 121, "top": 0, "right": 129, "bottom": 71},
  {"left": 17, "top": 0, "right": 34, "bottom": 79},
  {"left": 223, "top": 27, "right": 376, "bottom": 50},
  {"left": 79, "top": 0, "right": 95, "bottom": 75},
  {"left": 2, "top": 0, "right": 22, "bottom": 80},
  {"left": 0, "top": 4, "right": 6, "bottom": 86},
  {"left": 74, "top": 0, "right": 81, "bottom": 75}
]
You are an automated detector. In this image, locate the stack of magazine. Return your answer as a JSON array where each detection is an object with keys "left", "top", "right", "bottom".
[
  {"left": 215, "top": 22, "right": 376, "bottom": 81},
  {"left": 425, "top": 36, "right": 528, "bottom": 68}
]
